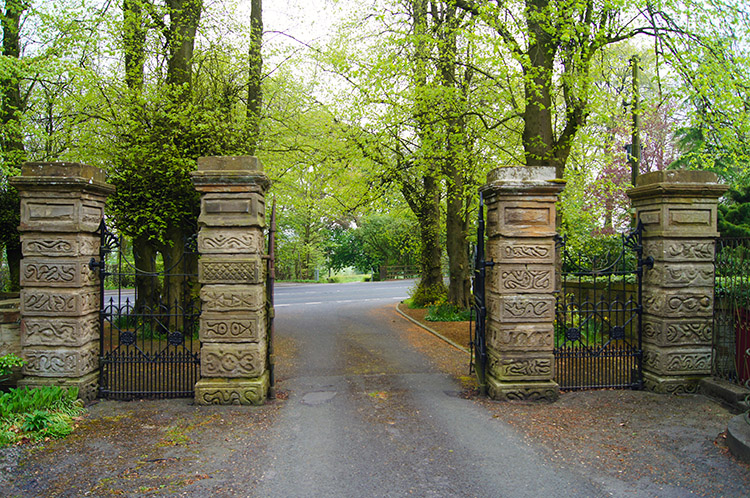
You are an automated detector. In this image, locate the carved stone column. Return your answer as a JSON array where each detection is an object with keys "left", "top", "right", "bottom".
[
  {"left": 191, "top": 156, "right": 270, "bottom": 405},
  {"left": 481, "top": 166, "right": 564, "bottom": 401},
  {"left": 10, "top": 162, "right": 114, "bottom": 402},
  {"left": 628, "top": 170, "right": 727, "bottom": 394}
]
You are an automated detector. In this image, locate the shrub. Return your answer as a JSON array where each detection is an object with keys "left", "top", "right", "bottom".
[
  {"left": 425, "top": 299, "right": 472, "bottom": 322},
  {"left": 0, "top": 353, "right": 25, "bottom": 383}
]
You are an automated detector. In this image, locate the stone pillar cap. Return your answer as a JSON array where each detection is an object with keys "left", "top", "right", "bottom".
[
  {"left": 192, "top": 156, "right": 270, "bottom": 191},
  {"left": 628, "top": 169, "right": 728, "bottom": 200},
  {"left": 481, "top": 166, "right": 565, "bottom": 194},
  {"left": 10, "top": 162, "right": 114, "bottom": 194},
  {"left": 197, "top": 156, "right": 263, "bottom": 173}
]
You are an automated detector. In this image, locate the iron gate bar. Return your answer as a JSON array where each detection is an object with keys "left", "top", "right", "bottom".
[
  {"left": 91, "top": 219, "right": 201, "bottom": 400},
  {"left": 554, "top": 221, "right": 651, "bottom": 391},
  {"left": 471, "top": 194, "right": 494, "bottom": 396}
]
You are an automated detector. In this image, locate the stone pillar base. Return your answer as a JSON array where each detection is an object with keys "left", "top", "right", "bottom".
[
  {"left": 643, "top": 371, "right": 702, "bottom": 395},
  {"left": 487, "top": 378, "right": 559, "bottom": 401},
  {"left": 17, "top": 371, "right": 98, "bottom": 404},
  {"left": 195, "top": 371, "right": 269, "bottom": 405}
]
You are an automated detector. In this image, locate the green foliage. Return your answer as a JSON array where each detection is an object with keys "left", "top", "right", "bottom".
[
  {"left": 0, "top": 353, "right": 25, "bottom": 382},
  {"left": 425, "top": 299, "right": 471, "bottom": 322},
  {"left": 410, "top": 283, "right": 448, "bottom": 308},
  {"left": 0, "top": 386, "right": 84, "bottom": 447},
  {"left": 718, "top": 185, "right": 750, "bottom": 238}
]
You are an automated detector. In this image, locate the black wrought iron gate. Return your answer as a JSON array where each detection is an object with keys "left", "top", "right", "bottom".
[
  {"left": 90, "top": 221, "right": 201, "bottom": 399},
  {"left": 554, "top": 222, "right": 652, "bottom": 390},
  {"left": 470, "top": 194, "right": 493, "bottom": 395}
]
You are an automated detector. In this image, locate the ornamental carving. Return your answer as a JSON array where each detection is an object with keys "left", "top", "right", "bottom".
[
  {"left": 201, "top": 261, "right": 262, "bottom": 283},
  {"left": 644, "top": 240, "right": 713, "bottom": 261},
  {"left": 23, "top": 316, "right": 98, "bottom": 346},
  {"left": 23, "top": 293, "right": 76, "bottom": 314},
  {"left": 23, "top": 262, "right": 76, "bottom": 284},
  {"left": 501, "top": 269, "right": 551, "bottom": 291},
  {"left": 644, "top": 292, "right": 712, "bottom": 316},
  {"left": 202, "top": 345, "right": 265, "bottom": 377},
  {"left": 23, "top": 347, "right": 98, "bottom": 377},
  {"left": 196, "top": 386, "right": 265, "bottom": 405},
  {"left": 202, "top": 315, "right": 263, "bottom": 342},
  {"left": 497, "top": 386, "right": 558, "bottom": 402},
  {"left": 489, "top": 326, "right": 552, "bottom": 349},
  {"left": 503, "top": 300, "right": 552, "bottom": 320},
  {"left": 199, "top": 231, "right": 262, "bottom": 253},
  {"left": 201, "top": 286, "right": 265, "bottom": 312},
  {"left": 24, "top": 239, "right": 73, "bottom": 255},
  {"left": 490, "top": 355, "right": 553, "bottom": 380},
  {"left": 643, "top": 320, "right": 711, "bottom": 345},
  {"left": 661, "top": 265, "right": 713, "bottom": 286},
  {"left": 666, "top": 352, "right": 711, "bottom": 372}
]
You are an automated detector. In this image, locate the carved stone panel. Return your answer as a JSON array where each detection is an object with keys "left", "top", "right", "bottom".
[
  {"left": 201, "top": 343, "right": 266, "bottom": 378},
  {"left": 487, "top": 378, "right": 558, "bottom": 402},
  {"left": 645, "top": 263, "right": 714, "bottom": 288},
  {"left": 20, "top": 198, "right": 105, "bottom": 232},
  {"left": 488, "top": 352, "right": 554, "bottom": 382},
  {"left": 497, "top": 203, "right": 557, "bottom": 237},
  {"left": 21, "top": 258, "right": 97, "bottom": 288},
  {"left": 642, "top": 347, "right": 711, "bottom": 376},
  {"left": 21, "top": 288, "right": 98, "bottom": 316},
  {"left": 200, "top": 312, "right": 265, "bottom": 343},
  {"left": 642, "top": 240, "right": 714, "bottom": 263},
  {"left": 194, "top": 373, "right": 269, "bottom": 406},
  {"left": 642, "top": 317, "right": 712, "bottom": 347},
  {"left": 201, "top": 284, "right": 265, "bottom": 312},
  {"left": 198, "top": 228, "right": 264, "bottom": 254},
  {"left": 644, "top": 290, "right": 713, "bottom": 318},
  {"left": 488, "top": 294, "right": 556, "bottom": 323},
  {"left": 199, "top": 193, "right": 266, "bottom": 228},
  {"left": 199, "top": 257, "right": 264, "bottom": 284},
  {"left": 490, "top": 264, "right": 554, "bottom": 294},
  {"left": 21, "top": 234, "right": 99, "bottom": 258},
  {"left": 488, "top": 239, "right": 555, "bottom": 264},
  {"left": 21, "top": 313, "right": 99, "bottom": 347},
  {"left": 486, "top": 323, "right": 553, "bottom": 352},
  {"left": 22, "top": 342, "right": 99, "bottom": 377}
]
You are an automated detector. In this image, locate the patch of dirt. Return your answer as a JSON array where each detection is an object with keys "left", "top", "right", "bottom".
[{"left": 399, "top": 305, "right": 750, "bottom": 497}]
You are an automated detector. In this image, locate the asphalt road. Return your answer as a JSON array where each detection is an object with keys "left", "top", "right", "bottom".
[{"left": 254, "top": 281, "right": 606, "bottom": 498}]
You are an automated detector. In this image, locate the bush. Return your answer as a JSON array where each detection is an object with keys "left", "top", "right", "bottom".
[
  {"left": 410, "top": 283, "right": 448, "bottom": 307},
  {"left": 0, "top": 353, "right": 25, "bottom": 383},
  {"left": 425, "top": 300, "right": 472, "bottom": 322}
]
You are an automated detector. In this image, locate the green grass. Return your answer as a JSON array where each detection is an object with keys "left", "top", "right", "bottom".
[{"left": 0, "top": 386, "right": 85, "bottom": 447}]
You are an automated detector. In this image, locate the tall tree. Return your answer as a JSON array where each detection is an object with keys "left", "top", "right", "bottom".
[{"left": 0, "top": 0, "right": 29, "bottom": 292}]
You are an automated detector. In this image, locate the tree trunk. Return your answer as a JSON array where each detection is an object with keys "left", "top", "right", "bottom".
[
  {"left": 132, "top": 232, "right": 160, "bottom": 313},
  {"left": 166, "top": 0, "right": 203, "bottom": 92},
  {"left": 247, "top": 0, "right": 263, "bottom": 154}
]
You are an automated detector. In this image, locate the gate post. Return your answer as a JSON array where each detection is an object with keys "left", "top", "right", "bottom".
[
  {"left": 191, "top": 156, "right": 270, "bottom": 405},
  {"left": 628, "top": 171, "right": 727, "bottom": 394},
  {"left": 480, "top": 166, "right": 564, "bottom": 401},
  {"left": 10, "top": 162, "right": 114, "bottom": 403}
]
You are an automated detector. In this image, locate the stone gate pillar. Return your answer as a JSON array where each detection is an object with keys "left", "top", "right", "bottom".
[
  {"left": 481, "top": 166, "right": 564, "bottom": 401},
  {"left": 628, "top": 170, "right": 727, "bottom": 394},
  {"left": 191, "top": 156, "right": 270, "bottom": 405},
  {"left": 10, "top": 162, "right": 113, "bottom": 402}
]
